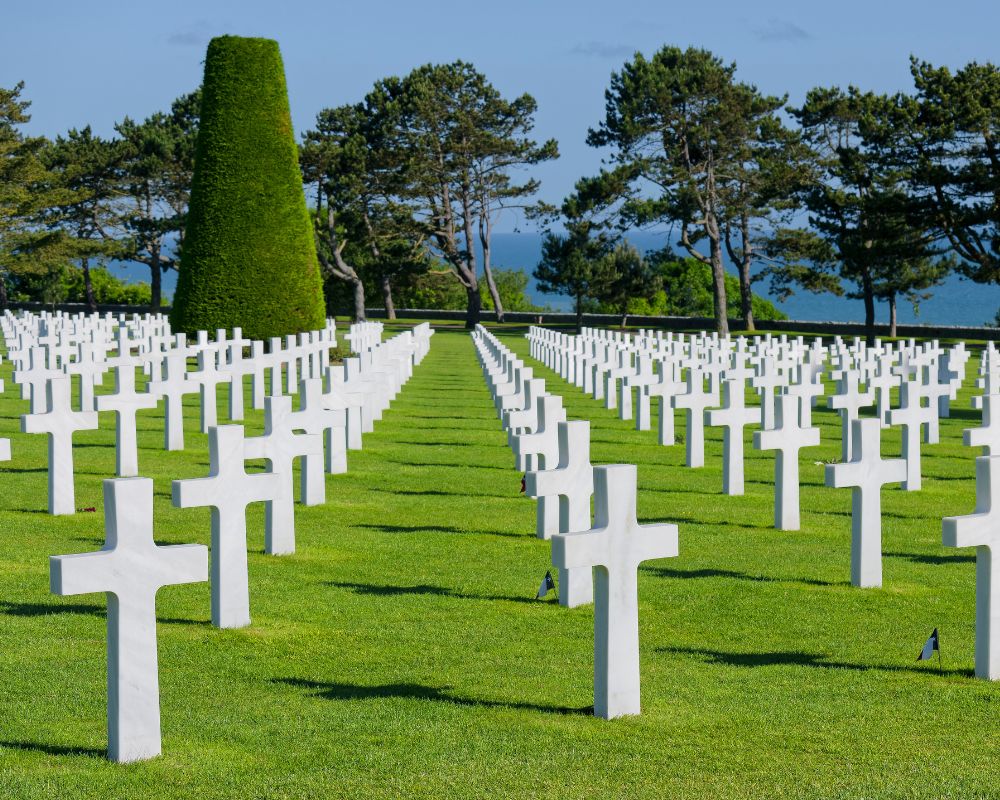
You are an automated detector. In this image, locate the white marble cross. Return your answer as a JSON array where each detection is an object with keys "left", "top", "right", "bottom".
[
  {"left": 66, "top": 342, "right": 107, "bottom": 412},
  {"left": 243, "top": 396, "right": 323, "bottom": 555},
  {"left": 869, "top": 356, "right": 901, "bottom": 427},
  {"left": 186, "top": 350, "right": 231, "bottom": 434},
  {"left": 784, "top": 364, "right": 824, "bottom": 428},
  {"left": 825, "top": 418, "right": 907, "bottom": 587},
  {"left": 943, "top": 455, "right": 1000, "bottom": 679},
  {"left": 21, "top": 375, "right": 99, "bottom": 514},
  {"left": 552, "top": 464, "right": 678, "bottom": 719},
  {"left": 753, "top": 394, "right": 820, "bottom": 530},
  {"left": 503, "top": 377, "right": 546, "bottom": 434},
  {"left": 96, "top": 364, "right": 159, "bottom": 477},
  {"left": 524, "top": 420, "right": 595, "bottom": 608},
  {"left": 647, "top": 358, "right": 683, "bottom": 446},
  {"left": 706, "top": 377, "right": 761, "bottom": 495},
  {"left": 966, "top": 395, "right": 1000, "bottom": 456},
  {"left": 887, "top": 380, "right": 934, "bottom": 491},
  {"left": 291, "top": 378, "right": 346, "bottom": 498},
  {"left": 148, "top": 352, "right": 196, "bottom": 451},
  {"left": 50, "top": 477, "right": 208, "bottom": 762},
  {"left": 172, "top": 425, "right": 280, "bottom": 628},
  {"left": 512, "top": 394, "right": 565, "bottom": 537},
  {"left": 17, "top": 346, "right": 62, "bottom": 413},
  {"left": 752, "top": 357, "right": 784, "bottom": 430},
  {"left": 828, "top": 370, "right": 874, "bottom": 461},
  {"left": 672, "top": 365, "right": 719, "bottom": 468}
]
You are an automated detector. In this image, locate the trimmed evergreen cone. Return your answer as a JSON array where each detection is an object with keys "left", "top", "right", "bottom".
[{"left": 171, "top": 36, "right": 325, "bottom": 339}]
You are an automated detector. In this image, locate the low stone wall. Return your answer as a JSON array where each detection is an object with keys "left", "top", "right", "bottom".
[
  {"left": 363, "top": 308, "right": 1000, "bottom": 341},
  {"left": 6, "top": 302, "right": 999, "bottom": 341}
]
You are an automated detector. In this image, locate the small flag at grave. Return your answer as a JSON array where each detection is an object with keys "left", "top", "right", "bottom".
[
  {"left": 918, "top": 628, "right": 940, "bottom": 665},
  {"left": 536, "top": 570, "right": 555, "bottom": 599}
]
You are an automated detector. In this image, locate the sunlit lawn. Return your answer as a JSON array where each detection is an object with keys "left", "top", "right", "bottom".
[{"left": 0, "top": 323, "right": 997, "bottom": 799}]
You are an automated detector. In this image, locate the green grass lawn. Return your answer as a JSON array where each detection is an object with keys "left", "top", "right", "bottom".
[{"left": 1, "top": 325, "right": 998, "bottom": 799}]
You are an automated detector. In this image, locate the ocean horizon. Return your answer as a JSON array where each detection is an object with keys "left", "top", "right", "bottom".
[{"left": 109, "top": 231, "right": 1000, "bottom": 327}]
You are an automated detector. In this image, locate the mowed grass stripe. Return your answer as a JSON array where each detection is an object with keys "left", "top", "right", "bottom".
[{"left": 0, "top": 325, "right": 996, "bottom": 799}]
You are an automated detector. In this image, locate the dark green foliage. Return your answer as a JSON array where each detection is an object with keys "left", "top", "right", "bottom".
[
  {"left": 633, "top": 256, "right": 787, "bottom": 322},
  {"left": 8, "top": 264, "right": 151, "bottom": 305},
  {"left": 592, "top": 242, "right": 661, "bottom": 326},
  {"left": 480, "top": 269, "right": 543, "bottom": 312},
  {"left": 322, "top": 266, "right": 540, "bottom": 314},
  {"left": 171, "top": 36, "right": 325, "bottom": 340}
]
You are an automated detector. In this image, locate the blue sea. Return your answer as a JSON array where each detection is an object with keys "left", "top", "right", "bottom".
[{"left": 111, "top": 231, "right": 1000, "bottom": 326}]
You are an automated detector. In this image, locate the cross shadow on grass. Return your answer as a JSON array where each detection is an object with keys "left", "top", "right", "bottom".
[
  {"left": 327, "top": 580, "right": 553, "bottom": 606},
  {"left": 355, "top": 523, "right": 528, "bottom": 539},
  {"left": 0, "top": 600, "right": 207, "bottom": 626},
  {"left": 272, "top": 677, "right": 591, "bottom": 716},
  {"left": 660, "top": 645, "right": 972, "bottom": 678},
  {"left": 371, "top": 487, "right": 514, "bottom": 500},
  {"left": 642, "top": 565, "right": 846, "bottom": 588},
  {"left": 393, "top": 440, "right": 494, "bottom": 448},
  {"left": 885, "top": 551, "right": 976, "bottom": 565},
  {"left": 0, "top": 740, "right": 105, "bottom": 758}
]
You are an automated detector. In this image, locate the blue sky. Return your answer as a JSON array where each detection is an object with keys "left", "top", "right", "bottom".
[{"left": 3, "top": 0, "right": 999, "bottom": 232}]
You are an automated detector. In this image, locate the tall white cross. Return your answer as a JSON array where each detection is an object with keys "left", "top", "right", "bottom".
[
  {"left": 503, "top": 378, "right": 546, "bottom": 434},
  {"left": 511, "top": 394, "right": 565, "bottom": 537},
  {"left": 783, "top": 364, "right": 824, "bottom": 428},
  {"left": 21, "top": 376, "right": 99, "bottom": 514},
  {"left": 172, "top": 425, "right": 280, "bottom": 628},
  {"left": 825, "top": 418, "right": 907, "bottom": 587},
  {"left": 753, "top": 394, "right": 820, "bottom": 530},
  {"left": 291, "top": 378, "right": 347, "bottom": 498},
  {"left": 887, "top": 380, "right": 934, "bottom": 491},
  {"left": 868, "top": 356, "right": 901, "bottom": 427},
  {"left": 552, "top": 464, "right": 678, "bottom": 719},
  {"left": 16, "top": 346, "right": 62, "bottom": 413},
  {"left": 966, "top": 395, "right": 1000, "bottom": 455},
  {"left": 524, "top": 420, "right": 595, "bottom": 608},
  {"left": 706, "top": 377, "right": 761, "bottom": 496},
  {"left": 50, "top": 478, "right": 208, "bottom": 762},
  {"left": 672, "top": 365, "right": 719, "bottom": 468},
  {"left": 186, "top": 350, "right": 231, "bottom": 434},
  {"left": 66, "top": 342, "right": 107, "bottom": 412},
  {"left": 148, "top": 352, "right": 197, "bottom": 451},
  {"left": 943, "top": 455, "right": 1000, "bottom": 679},
  {"left": 647, "top": 357, "right": 682, "bottom": 446},
  {"left": 751, "top": 357, "right": 785, "bottom": 430},
  {"left": 244, "top": 396, "right": 323, "bottom": 555},
  {"left": 828, "top": 370, "right": 874, "bottom": 461},
  {"left": 96, "top": 364, "right": 159, "bottom": 477}
]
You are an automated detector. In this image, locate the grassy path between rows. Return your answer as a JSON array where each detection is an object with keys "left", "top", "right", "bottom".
[{"left": 0, "top": 325, "right": 997, "bottom": 799}]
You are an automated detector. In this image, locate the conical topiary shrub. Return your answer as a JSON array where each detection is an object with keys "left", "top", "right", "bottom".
[{"left": 171, "top": 35, "right": 326, "bottom": 340}]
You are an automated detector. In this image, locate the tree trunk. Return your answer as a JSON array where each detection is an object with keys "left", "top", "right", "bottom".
[
  {"left": 576, "top": 293, "right": 584, "bottom": 334},
  {"left": 150, "top": 241, "right": 162, "bottom": 311},
  {"left": 861, "top": 268, "right": 876, "bottom": 345},
  {"left": 380, "top": 274, "right": 396, "bottom": 320},
  {"left": 483, "top": 268, "right": 505, "bottom": 324},
  {"left": 620, "top": 312, "right": 628, "bottom": 329},
  {"left": 465, "top": 285, "right": 482, "bottom": 330},
  {"left": 726, "top": 213, "right": 756, "bottom": 332},
  {"left": 709, "top": 235, "right": 729, "bottom": 336},
  {"left": 0, "top": 274, "right": 7, "bottom": 311},
  {"left": 888, "top": 292, "right": 897, "bottom": 338},
  {"left": 352, "top": 279, "right": 366, "bottom": 323},
  {"left": 82, "top": 257, "right": 96, "bottom": 314}
]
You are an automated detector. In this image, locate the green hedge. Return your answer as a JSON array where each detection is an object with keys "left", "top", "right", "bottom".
[{"left": 171, "top": 35, "right": 325, "bottom": 340}]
